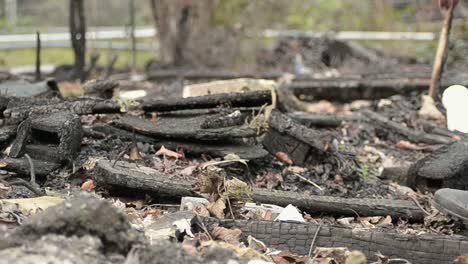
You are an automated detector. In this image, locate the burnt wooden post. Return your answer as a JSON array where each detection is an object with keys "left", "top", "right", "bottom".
[
  {"left": 35, "top": 31, "right": 41, "bottom": 81},
  {"left": 69, "top": 0, "right": 87, "bottom": 82}
]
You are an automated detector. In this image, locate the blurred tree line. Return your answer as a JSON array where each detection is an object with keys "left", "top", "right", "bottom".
[{"left": 1, "top": 0, "right": 461, "bottom": 30}]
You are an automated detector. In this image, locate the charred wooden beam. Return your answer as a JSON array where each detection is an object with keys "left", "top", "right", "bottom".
[
  {"left": 207, "top": 218, "right": 468, "bottom": 264},
  {"left": 96, "top": 160, "right": 424, "bottom": 220},
  {"left": 89, "top": 124, "right": 268, "bottom": 160},
  {"left": 113, "top": 115, "right": 257, "bottom": 141},
  {"left": 94, "top": 160, "right": 198, "bottom": 198},
  {"left": 362, "top": 110, "right": 453, "bottom": 145},
  {"left": 1, "top": 157, "right": 60, "bottom": 177},
  {"left": 2, "top": 96, "right": 122, "bottom": 124},
  {"left": 289, "top": 74, "right": 468, "bottom": 102},
  {"left": 268, "top": 110, "right": 333, "bottom": 152},
  {"left": 142, "top": 90, "right": 271, "bottom": 112}
]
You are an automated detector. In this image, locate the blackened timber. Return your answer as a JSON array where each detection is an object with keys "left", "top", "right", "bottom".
[
  {"left": 362, "top": 110, "right": 453, "bottom": 145},
  {"left": 113, "top": 115, "right": 257, "bottom": 141},
  {"left": 1, "top": 157, "right": 60, "bottom": 177},
  {"left": 90, "top": 124, "right": 268, "bottom": 160},
  {"left": 96, "top": 160, "right": 424, "bottom": 220},
  {"left": 268, "top": 110, "right": 333, "bottom": 152},
  {"left": 142, "top": 90, "right": 271, "bottom": 112}
]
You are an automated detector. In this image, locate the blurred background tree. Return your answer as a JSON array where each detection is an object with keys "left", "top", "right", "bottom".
[{"left": 1, "top": 0, "right": 468, "bottom": 69}]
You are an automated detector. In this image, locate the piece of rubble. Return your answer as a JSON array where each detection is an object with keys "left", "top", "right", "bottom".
[{"left": 274, "top": 204, "right": 305, "bottom": 223}]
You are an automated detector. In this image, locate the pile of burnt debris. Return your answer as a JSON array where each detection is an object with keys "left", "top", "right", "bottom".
[{"left": 0, "top": 71, "right": 468, "bottom": 264}]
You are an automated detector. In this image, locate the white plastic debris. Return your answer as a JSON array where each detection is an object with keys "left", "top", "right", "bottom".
[
  {"left": 274, "top": 204, "right": 305, "bottom": 223},
  {"left": 442, "top": 85, "right": 468, "bottom": 133}
]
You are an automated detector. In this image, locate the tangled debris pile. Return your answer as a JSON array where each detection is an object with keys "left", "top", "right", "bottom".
[{"left": 0, "top": 72, "right": 467, "bottom": 264}]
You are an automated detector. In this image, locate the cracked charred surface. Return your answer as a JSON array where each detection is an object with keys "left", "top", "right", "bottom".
[{"left": 203, "top": 218, "right": 468, "bottom": 264}]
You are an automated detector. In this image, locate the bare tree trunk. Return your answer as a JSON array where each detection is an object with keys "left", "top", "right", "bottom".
[
  {"left": 69, "top": 0, "right": 87, "bottom": 82},
  {"left": 149, "top": 0, "right": 177, "bottom": 64},
  {"left": 148, "top": 0, "right": 233, "bottom": 68}
]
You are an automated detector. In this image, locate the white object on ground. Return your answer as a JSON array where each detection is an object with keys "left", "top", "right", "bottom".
[
  {"left": 274, "top": 204, "right": 305, "bottom": 223},
  {"left": 119, "top": 90, "right": 147, "bottom": 100},
  {"left": 442, "top": 85, "right": 468, "bottom": 133}
]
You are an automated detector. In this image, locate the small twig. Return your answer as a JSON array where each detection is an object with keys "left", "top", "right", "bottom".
[
  {"left": 223, "top": 176, "right": 235, "bottom": 220},
  {"left": 24, "top": 154, "right": 36, "bottom": 184},
  {"left": 113, "top": 144, "right": 132, "bottom": 167},
  {"left": 195, "top": 216, "right": 213, "bottom": 240},
  {"left": 308, "top": 222, "right": 322, "bottom": 257},
  {"left": 409, "top": 196, "right": 431, "bottom": 216},
  {"left": 295, "top": 174, "right": 323, "bottom": 191}
]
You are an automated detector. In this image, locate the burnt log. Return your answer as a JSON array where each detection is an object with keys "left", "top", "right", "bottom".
[
  {"left": 408, "top": 141, "right": 468, "bottom": 191},
  {"left": 94, "top": 160, "right": 198, "bottom": 198},
  {"left": 362, "top": 110, "right": 453, "bottom": 145},
  {"left": 113, "top": 115, "right": 257, "bottom": 141},
  {"left": 206, "top": 219, "right": 468, "bottom": 264},
  {"left": 2, "top": 96, "right": 122, "bottom": 124},
  {"left": 289, "top": 74, "right": 468, "bottom": 102},
  {"left": 142, "top": 90, "right": 271, "bottom": 112},
  {"left": 89, "top": 124, "right": 268, "bottom": 160},
  {"left": 96, "top": 160, "right": 424, "bottom": 220},
  {"left": 251, "top": 188, "right": 423, "bottom": 220},
  {"left": 1, "top": 157, "right": 60, "bottom": 177}
]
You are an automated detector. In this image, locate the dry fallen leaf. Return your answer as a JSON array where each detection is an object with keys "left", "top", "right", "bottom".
[
  {"left": 129, "top": 143, "right": 141, "bottom": 161},
  {"left": 0, "top": 196, "right": 64, "bottom": 215},
  {"left": 346, "top": 250, "right": 367, "bottom": 264},
  {"left": 207, "top": 197, "right": 226, "bottom": 219},
  {"left": 210, "top": 223, "right": 242, "bottom": 244},
  {"left": 155, "top": 146, "right": 183, "bottom": 159},
  {"left": 270, "top": 250, "right": 309, "bottom": 264},
  {"left": 313, "top": 247, "right": 350, "bottom": 264},
  {"left": 455, "top": 255, "right": 468, "bottom": 264},
  {"left": 275, "top": 151, "right": 293, "bottom": 166},
  {"left": 81, "top": 179, "right": 95, "bottom": 191},
  {"left": 395, "top": 140, "right": 434, "bottom": 152}
]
